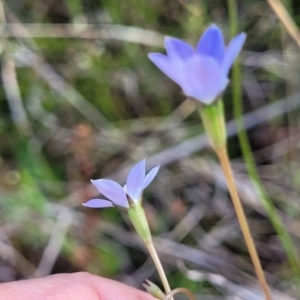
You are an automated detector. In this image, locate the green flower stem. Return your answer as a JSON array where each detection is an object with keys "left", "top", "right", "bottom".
[
  {"left": 128, "top": 204, "right": 173, "bottom": 300},
  {"left": 128, "top": 203, "right": 152, "bottom": 243},
  {"left": 199, "top": 100, "right": 226, "bottom": 152},
  {"left": 228, "top": 0, "right": 300, "bottom": 291},
  {"left": 216, "top": 146, "right": 272, "bottom": 300}
]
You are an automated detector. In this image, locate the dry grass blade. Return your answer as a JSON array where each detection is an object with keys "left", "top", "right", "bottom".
[
  {"left": 267, "top": 0, "right": 300, "bottom": 49},
  {"left": 0, "top": 23, "right": 164, "bottom": 46}
]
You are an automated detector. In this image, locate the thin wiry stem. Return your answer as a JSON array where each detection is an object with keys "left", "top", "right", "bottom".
[
  {"left": 163, "top": 287, "right": 196, "bottom": 300},
  {"left": 228, "top": 0, "right": 300, "bottom": 292},
  {"left": 145, "top": 240, "right": 174, "bottom": 300},
  {"left": 216, "top": 147, "right": 272, "bottom": 300}
]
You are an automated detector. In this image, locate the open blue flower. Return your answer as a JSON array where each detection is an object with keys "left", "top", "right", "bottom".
[
  {"left": 83, "top": 159, "right": 160, "bottom": 209},
  {"left": 148, "top": 24, "right": 246, "bottom": 104}
]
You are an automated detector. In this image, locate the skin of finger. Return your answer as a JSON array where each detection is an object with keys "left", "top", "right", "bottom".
[{"left": 0, "top": 272, "right": 156, "bottom": 300}]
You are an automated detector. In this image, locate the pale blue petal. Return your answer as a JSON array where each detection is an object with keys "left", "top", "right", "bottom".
[
  {"left": 143, "top": 166, "right": 160, "bottom": 189},
  {"left": 221, "top": 32, "right": 246, "bottom": 76},
  {"left": 91, "top": 179, "right": 128, "bottom": 208},
  {"left": 181, "top": 55, "right": 228, "bottom": 104},
  {"left": 196, "top": 24, "right": 225, "bottom": 63},
  {"left": 126, "top": 159, "right": 145, "bottom": 202},
  {"left": 83, "top": 199, "right": 114, "bottom": 208},
  {"left": 148, "top": 24, "right": 246, "bottom": 105},
  {"left": 148, "top": 53, "right": 183, "bottom": 85},
  {"left": 165, "top": 37, "right": 194, "bottom": 60}
]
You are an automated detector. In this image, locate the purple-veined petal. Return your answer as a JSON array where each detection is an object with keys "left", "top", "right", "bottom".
[
  {"left": 91, "top": 179, "right": 128, "bottom": 208},
  {"left": 83, "top": 199, "right": 114, "bottom": 208},
  {"left": 221, "top": 32, "right": 246, "bottom": 76},
  {"left": 165, "top": 37, "right": 194, "bottom": 60},
  {"left": 143, "top": 166, "right": 160, "bottom": 189},
  {"left": 148, "top": 53, "right": 184, "bottom": 86},
  {"left": 126, "top": 159, "right": 146, "bottom": 202},
  {"left": 196, "top": 24, "right": 225, "bottom": 63},
  {"left": 181, "top": 55, "right": 228, "bottom": 104}
]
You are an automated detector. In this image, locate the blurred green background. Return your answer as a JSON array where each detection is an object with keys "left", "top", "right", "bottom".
[{"left": 0, "top": 0, "right": 300, "bottom": 299}]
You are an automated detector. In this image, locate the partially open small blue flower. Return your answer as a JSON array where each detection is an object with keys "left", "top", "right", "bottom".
[
  {"left": 148, "top": 24, "right": 246, "bottom": 104},
  {"left": 83, "top": 159, "right": 160, "bottom": 209}
]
